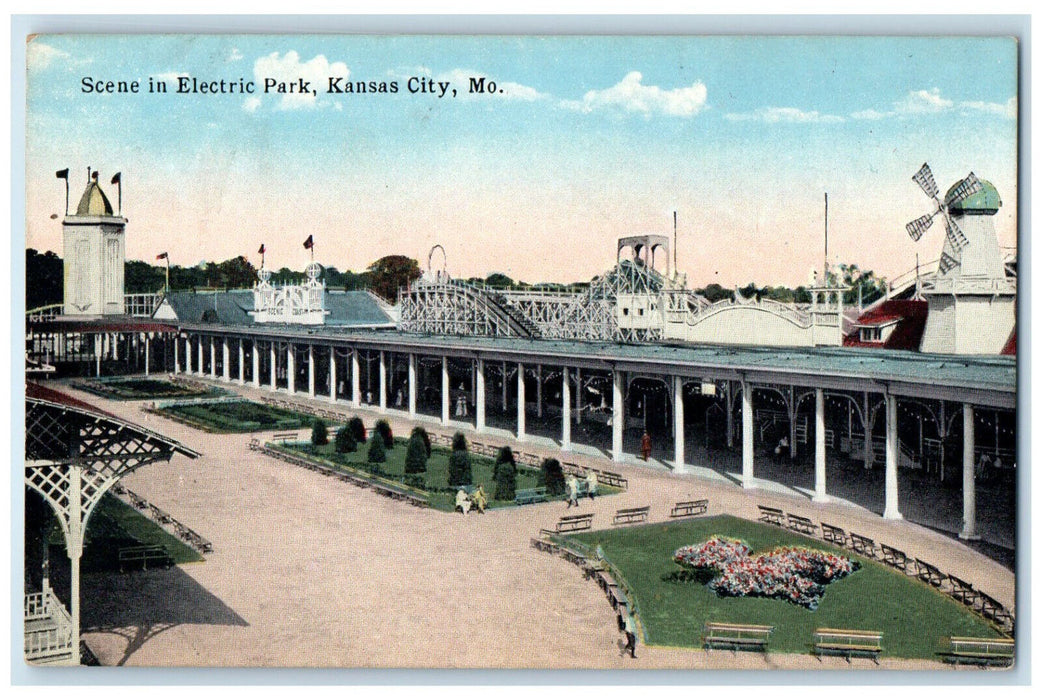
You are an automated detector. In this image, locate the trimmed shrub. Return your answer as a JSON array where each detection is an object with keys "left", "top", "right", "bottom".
[
  {"left": 495, "top": 445, "right": 516, "bottom": 467},
  {"left": 367, "top": 433, "right": 387, "bottom": 464},
  {"left": 451, "top": 432, "right": 468, "bottom": 452},
  {"left": 411, "top": 426, "right": 432, "bottom": 457},
  {"left": 405, "top": 431, "right": 428, "bottom": 474},
  {"left": 494, "top": 459, "right": 517, "bottom": 502},
  {"left": 403, "top": 474, "right": 426, "bottom": 490},
  {"left": 311, "top": 419, "right": 329, "bottom": 446},
  {"left": 347, "top": 416, "right": 366, "bottom": 443},
  {"left": 375, "top": 419, "right": 394, "bottom": 448},
  {"left": 334, "top": 426, "right": 356, "bottom": 453},
  {"left": 448, "top": 449, "right": 472, "bottom": 488},
  {"left": 539, "top": 458, "right": 566, "bottom": 496}
]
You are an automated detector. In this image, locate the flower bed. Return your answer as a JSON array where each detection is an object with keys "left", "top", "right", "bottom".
[{"left": 674, "top": 536, "right": 860, "bottom": 610}]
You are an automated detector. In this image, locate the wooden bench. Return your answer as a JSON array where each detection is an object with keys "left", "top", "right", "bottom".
[
  {"left": 128, "top": 491, "right": 149, "bottom": 510},
  {"left": 272, "top": 432, "right": 298, "bottom": 444},
  {"left": 515, "top": 487, "right": 549, "bottom": 506},
  {"left": 944, "top": 636, "right": 1014, "bottom": 667},
  {"left": 814, "top": 628, "right": 883, "bottom": 663},
  {"left": 703, "top": 622, "right": 773, "bottom": 653},
  {"left": 948, "top": 575, "right": 982, "bottom": 608},
  {"left": 880, "top": 544, "right": 911, "bottom": 573},
  {"left": 247, "top": 437, "right": 261, "bottom": 451},
  {"left": 913, "top": 559, "right": 946, "bottom": 589},
  {"left": 670, "top": 499, "right": 708, "bottom": 519},
  {"left": 757, "top": 505, "right": 785, "bottom": 527},
  {"left": 148, "top": 504, "right": 172, "bottom": 525},
  {"left": 530, "top": 537, "right": 559, "bottom": 554},
  {"left": 541, "top": 513, "right": 594, "bottom": 535},
  {"left": 118, "top": 545, "right": 173, "bottom": 572},
  {"left": 371, "top": 481, "right": 429, "bottom": 508},
  {"left": 598, "top": 470, "right": 628, "bottom": 489},
  {"left": 786, "top": 513, "right": 818, "bottom": 536},
  {"left": 849, "top": 532, "right": 879, "bottom": 559},
  {"left": 612, "top": 506, "right": 650, "bottom": 526},
  {"left": 821, "top": 522, "right": 847, "bottom": 547},
  {"left": 977, "top": 593, "right": 1014, "bottom": 630}
]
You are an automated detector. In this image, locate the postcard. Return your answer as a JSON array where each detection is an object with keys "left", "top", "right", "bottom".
[{"left": 22, "top": 32, "right": 1018, "bottom": 671}]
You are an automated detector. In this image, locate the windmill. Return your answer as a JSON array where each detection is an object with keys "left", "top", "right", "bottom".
[{"left": 905, "top": 163, "right": 984, "bottom": 274}]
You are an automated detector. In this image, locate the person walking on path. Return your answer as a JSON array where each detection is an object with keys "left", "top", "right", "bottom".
[
  {"left": 585, "top": 469, "right": 598, "bottom": 500},
  {"left": 623, "top": 611, "right": 638, "bottom": 659},
  {"left": 640, "top": 432, "right": 652, "bottom": 461},
  {"left": 565, "top": 474, "right": 579, "bottom": 508}
]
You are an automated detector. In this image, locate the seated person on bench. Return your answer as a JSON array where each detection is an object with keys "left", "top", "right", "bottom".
[
  {"left": 455, "top": 488, "right": 472, "bottom": 515},
  {"left": 585, "top": 469, "right": 598, "bottom": 500},
  {"left": 471, "top": 485, "right": 488, "bottom": 514}
]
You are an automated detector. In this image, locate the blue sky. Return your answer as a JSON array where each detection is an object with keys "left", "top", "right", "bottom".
[{"left": 25, "top": 34, "right": 1018, "bottom": 286}]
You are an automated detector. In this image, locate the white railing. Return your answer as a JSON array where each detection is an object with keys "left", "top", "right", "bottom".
[
  {"left": 24, "top": 590, "right": 73, "bottom": 663},
  {"left": 124, "top": 292, "right": 164, "bottom": 318},
  {"left": 26, "top": 304, "right": 63, "bottom": 323}
]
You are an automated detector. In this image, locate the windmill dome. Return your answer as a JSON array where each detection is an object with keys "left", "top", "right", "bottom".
[
  {"left": 946, "top": 178, "right": 1001, "bottom": 216},
  {"left": 75, "top": 176, "right": 114, "bottom": 216}
]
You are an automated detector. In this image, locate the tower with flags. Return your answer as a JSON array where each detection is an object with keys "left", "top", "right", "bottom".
[{"left": 57, "top": 168, "right": 127, "bottom": 316}]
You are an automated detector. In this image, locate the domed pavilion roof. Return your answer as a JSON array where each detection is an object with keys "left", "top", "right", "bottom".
[{"left": 75, "top": 177, "right": 114, "bottom": 216}]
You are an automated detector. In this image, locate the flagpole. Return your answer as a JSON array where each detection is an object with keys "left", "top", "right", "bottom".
[{"left": 165, "top": 257, "right": 170, "bottom": 293}]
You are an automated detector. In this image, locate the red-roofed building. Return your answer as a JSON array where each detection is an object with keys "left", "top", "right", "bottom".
[
  {"left": 1001, "top": 328, "right": 1016, "bottom": 355},
  {"left": 843, "top": 299, "right": 929, "bottom": 351}
]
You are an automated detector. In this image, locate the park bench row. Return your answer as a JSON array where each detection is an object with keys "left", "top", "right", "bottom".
[
  {"left": 529, "top": 536, "right": 635, "bottom": 626},
  {"left": 113, "top": 484, "right": 213, "bottom": 554},
  {"left": 260, "top": 395, "right": 350, "bottom": 425},
  {"left": 117, "top": 544, "right": 173, "bottom": 572},
  {"left": 539, "top": 499, "right": 710, "bottom": 536},
  {"left": 257, "top": 442, "right": 429, "bottom": 508},
  {"left": 703, "top": 623, "right": 884, "bottom": 664},
  {"left": 758, "top": 504, "right": 1015, "bottom": 636}
]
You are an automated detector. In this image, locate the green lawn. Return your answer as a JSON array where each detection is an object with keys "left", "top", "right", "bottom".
[
  {"left": 283, "top": 439, "right": 617, "bottom": 512},
  {"left": 49, "top": 494, "right": 204, "bottom": 572},
  {"left": 74, "top": 377, "right": 220, "bottom": 401},
  {"left": 158, "top": 400, "right": 320, "bottom": 433},
  {"left": 570, "top": 515, "right": 1004, "bottom": 659}
]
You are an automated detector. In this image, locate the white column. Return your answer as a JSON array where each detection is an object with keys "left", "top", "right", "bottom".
[
  {"left": 174, "top": 335, "right": 180, "bottom": 374},
  {"left": 536, "top": 364, "right": 543, "bottom": 419},
  {"left": 742, "top": 380, "right": 754, "bottom": 488},
  {"left": 287, "top": 345, "right": 296, "bottom": 394},
  {"left": 210, "top": 338, "right": 216, "bottom": 379},
  {"left": 813, "top": 388, "right": 828, "bottom": 502},
  {"left": 112, "top": 333, "right": 118, "bottom": 361},
  {"left": 252, "top": 341, "right": 260, "bottom": 388},
  {"left": 442, "top": 356, "right": 450, "bottom": 425},
  {"left": 883, "top": 393, "right": 903, "bottom": 520},
  {"left": 94, "top": 334, "right": 101, "bottom": 377},
  {"left": 308, "top": 345, "right": 316, "bottom": 398},
  {"left": 351, "top": 351, "right": 361, "bottom": 407},
  {"left": 612, "top": 369, "right": 624, "bottom": 461},
  {"left": 960, "top": 404, "right": 978, "bottom": 539},
  {"left": 197, "top": 337, "right": 204, "bottom": 375},
  {"left": 517, "top": 362, "right": 527, "bottom": 440},
  {"left": 476, "top": 359, "right": 486, "bottom": 432},
  {"left": 67, "top": 465, "right": 83, "bottom": 667},
  {"left": 238, "top": 339, "right": 245, "bottom": 384},
  {"left": 863, "top": 392, "right": 873, "bottom": 470},
  {"left": 222, "top": 338, "right": 230, "bottom": 382},
  {"left": 329, "top": 348, "right": 337, "bottom": 401},
  {"left": 726, "top": 382, "right": 735, "bottom": 448},
  {"left": 184, "top": 336, "right": 192, "bottom": 376},
  {"left": 562, "top": 367, "right": 572, "bottom": 451},
  {"left": 408, "top": 353, "right": 417, "bottom": 417},
  {"left": 144, "top": 334, "right": 151, "bottom": 377},
  {"left": 501, "top": 361, "right": 508, "bottom": 411},
  {"left": 378, "top": 351, "right": 387, "bottom": 412},
  {"left": 270, "top": 343, "right": 277, "bottom": 391},
  {"left": 673, "top": 376, "right": 685, "bottom": 471}
]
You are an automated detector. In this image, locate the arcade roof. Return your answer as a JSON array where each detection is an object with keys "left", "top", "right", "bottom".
[{"left": 159, "top": 289, "right": 395, "bottom": 327}]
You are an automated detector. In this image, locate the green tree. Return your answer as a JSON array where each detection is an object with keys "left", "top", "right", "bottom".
[
  {"left": 485, "top": 272, "right": 514, "bottom": 289},
  {"left": 25, "top": 249, "right": 63, "bottom": 309},
  {"left": 451, "top": 432, "right": 468, "bottom": 452},
  {"left": 493, "top": 446, "right": 517, "bottom": 502},
  {"left": 311, "top": 419, "right": 329, "bottom": 446},
  {"left": 367, "top": 255, "right": 422, "bottom": 302},
  {"left": 447, "top": 432, "right": 471, "bottom": 487},
  {"left": 334, "top": 426, "right": 356, "bottom": 453},
  {"left": 410, "top": 426, "right": 432, "bottom": 457},
  {"left": 216, "top": 255, "right": 258, "bottom": 289},
  {"left": 539, "top": 458, "right": 566, "bottom": 496},
  {"left": 374, "top": 419, "right": 394, "bottom": 448},
  {"left": 347, "top": 416, "right": 366, "bottom": 443},
  {"left": 405, "top": 431, "right": 428, "bottom": 474},
  {"left": 367, "top": 432, "right": 387, "bottom": 463}
]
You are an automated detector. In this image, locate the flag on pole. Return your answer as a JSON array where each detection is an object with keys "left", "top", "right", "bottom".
[
  {"left": 55, "top": 168, "right": 69, "bottom": 180},
  {"left": 110, "top": 172, "right": 121, "bottom": 185},
  {"left": 303, "top": 235, "right": 314, "bottom": 250},
  {"left": 258, "top": 243, "right": 266, "bottom": 255},
  {"left": 156, "top": 252, "right": 168, "bottom": 260}
]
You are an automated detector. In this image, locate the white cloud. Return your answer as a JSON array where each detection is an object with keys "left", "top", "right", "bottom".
[
  {"left": 725, "top": 106, "right": 844, "bottom": 124},
  {"left": 894, "top": 87, "right": 953, "bottom": 114},
  {"left": 153, "top": 71, "right": 189, "bottom": 84},
  {"left": 849, "top": 108, "right": 888, "bottom": 121},
  {"left": 27, "top": 42, "right": 69, "bottom": 70},
  {"left": 252, "top": 50, "right": 350, "bottom": 110},
  {"left": 242, "top": 96, "right": 261, "bottom": 113},
  {"left": 960, "top": 97, "right": 1017, "bottom": 119},
  {"left": 562, "top": 71, "right": 708, "bottom": 117},
  {"left": 428, "top": 68, "right": 548, "bottom": 101},
  {"left": 228, "top": 48, "right": 244, "bottom": 62}
]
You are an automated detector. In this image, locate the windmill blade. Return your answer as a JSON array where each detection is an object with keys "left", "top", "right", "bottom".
[
  {"left": 912, "top": 162, "right": 939, "bottom": 198},
  {"left": 944, "top": 216, "right": 970, "bottom": 251},
  {"left": 905, "top": 213, "right": 935, "bottom": 241},
  {"left": 938, "top": 251, "right": 959, "bottom": 274},
  {"left": 944, "top": 171, "right": 984, "bottom": 207}
]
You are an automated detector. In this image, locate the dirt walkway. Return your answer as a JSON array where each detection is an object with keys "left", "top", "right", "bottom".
[{"left": 58, "top": 379, "right": 1012, "bottom": 669}]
